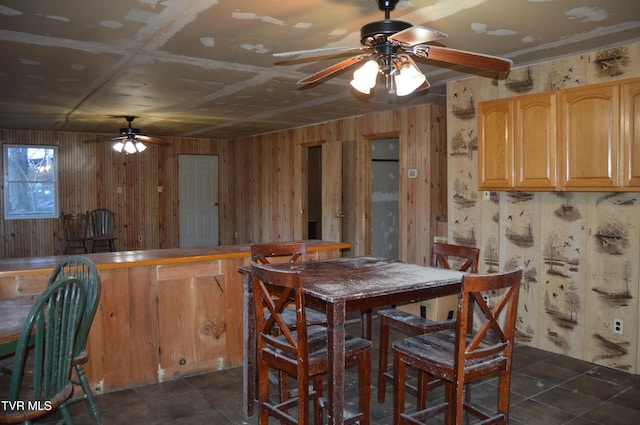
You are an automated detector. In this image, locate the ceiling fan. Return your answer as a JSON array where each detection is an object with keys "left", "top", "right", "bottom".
[
  {"left": 84, "top": 116, "right": 170, "bottom": 154},
  {"left": 274, "top": 0, "right": 512, "bottom": 96}
]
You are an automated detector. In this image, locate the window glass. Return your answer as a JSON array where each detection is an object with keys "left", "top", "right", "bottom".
[{"left": 3, "top": 144, "right": 58, "bottom": 219}]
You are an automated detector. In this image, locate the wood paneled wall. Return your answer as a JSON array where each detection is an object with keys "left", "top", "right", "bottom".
[
  {"left": 225, "top": 104, "right": 447, "bottom": 265},
  {"left": 1, "top": 102, "right": 446, "bottom": 264},
  {"left": 0, "top": 129, "right": 226, "bottom": 258}
]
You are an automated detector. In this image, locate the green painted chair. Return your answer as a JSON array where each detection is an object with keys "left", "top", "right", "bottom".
[
  {"left": 0, "top": 276, "right": 86, "bottom": 424},
  {"left": 47, "top": 256, "right": 102, "bottom": 424}
]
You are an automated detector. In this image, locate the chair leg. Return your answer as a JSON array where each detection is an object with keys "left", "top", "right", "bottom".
[
  {"left": 416, "top": 370, "right": 429, "bottom": 411},
  {"left": 313, "top": 375, "right": 323, "bottom": 425},
  {"left": 450, "top": 379, "right": 465, "bottom": 425},
  {"left": 75, "top": 363, "right": 102, "bottom": 424},
  {"left": 258, "top": 359, "right": 270, "bottom": 425},
  {"left": 359, "top": 350, "right": 371, "bottom": 425},
  {"left": 393, "top": 351, "right": 406, "bottom": 425},
  {"left": 377, "top": 315, "right": 390, "bottom": 403},
  {"left": 58, "top": 403, "right": 75, "bottom": 425}
]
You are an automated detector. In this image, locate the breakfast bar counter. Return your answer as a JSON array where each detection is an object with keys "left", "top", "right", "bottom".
[{"left": 0, "top": 240, "right": 349, "bottom": 393}]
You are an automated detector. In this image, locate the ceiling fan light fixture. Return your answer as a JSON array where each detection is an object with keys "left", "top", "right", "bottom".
[
  {"left": 113, "top": 141, "right": 125, "bottom": 152},
  {"left": 394, "top": 56, "right": 426, "bottom": 96},
  {"left": 123, "top": 140, "right": 138, "bottom": 154},
  {"left": 135, "top": 141, "right": 147, "bottom": 152},
  {"left": 350, "top": 60, "right": 379, "bottom": 94}
]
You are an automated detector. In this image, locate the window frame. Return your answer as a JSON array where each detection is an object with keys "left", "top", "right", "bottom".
[{"left": 3, "top": 144, "right": 59, "bottom": 220}]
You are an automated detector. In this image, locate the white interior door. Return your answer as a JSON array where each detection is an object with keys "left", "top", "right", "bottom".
[{"left": 178, "top": 155, "right": 219, "bottom": 247}]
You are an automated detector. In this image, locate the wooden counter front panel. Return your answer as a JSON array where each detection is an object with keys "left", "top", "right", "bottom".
[
  {"left": 156, "top": 262, "right": 228, "bottom": 380},
  {"left": 0, "top": 242, "right": 347, "bottom": 392}
]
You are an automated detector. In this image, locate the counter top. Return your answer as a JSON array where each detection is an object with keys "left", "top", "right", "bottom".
[{"left": 0, "top": 240, "right": 351, "bottom": 276}]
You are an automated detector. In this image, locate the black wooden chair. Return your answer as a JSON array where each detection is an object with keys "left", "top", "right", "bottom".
[{"left": 88, "top": 208, "right": 117, "bottom": 252}]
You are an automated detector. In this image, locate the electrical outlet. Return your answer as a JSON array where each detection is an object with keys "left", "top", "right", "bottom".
[
  {"left": 138, "top": 235, "right": 143, "bottom": 242},
  {"left": 483, "top": 191, "right": 491, "bottom": 201},
  {"left": 482, "top": 294, "right": 490, "bottom": 305},
  {"left": 613, "top": 318, "right": 623, "bottom": 335}
]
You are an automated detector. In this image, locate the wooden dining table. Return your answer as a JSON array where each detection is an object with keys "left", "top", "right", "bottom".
[
  {"left": 238, "top": 256, "right": 466, "bottom": 424},
  {"left": 0, "top": 296, "right": 37, "bottom": 357}
]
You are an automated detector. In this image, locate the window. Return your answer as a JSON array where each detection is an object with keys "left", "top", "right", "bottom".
[{"left": 3, "top": 144, "right": 58, "bottom": 219}]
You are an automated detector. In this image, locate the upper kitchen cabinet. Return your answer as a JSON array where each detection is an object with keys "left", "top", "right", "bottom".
[
  {"left": 478, "top": 99, "right": 514, "bottom": 189},
  {"left": 622, "top": 79, "right": 640, "bottom": 188},
  {"left": 478, "top": 77, "right": 639, "bottom": 191},
  {"left": 478, "top": 92, "right": 557, "bottom": 190},
  {"left": 559, "top": 82, "right": 619, "bottom": 190}
]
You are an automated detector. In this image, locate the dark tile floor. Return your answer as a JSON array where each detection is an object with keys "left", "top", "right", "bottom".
[{"left": 35, "top": 317, "right": 640, "bottom": 424}]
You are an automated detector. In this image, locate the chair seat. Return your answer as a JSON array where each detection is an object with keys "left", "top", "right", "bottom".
[
  {"left": 276, "top": 306, "right": 327, "bottom": 328},
  {"left": 264, "top": 326, "right": 372, "bottom": 373},
  {"left": 393, "top": 331, "right": 508, "bottom": 375},
  {"left": 378, "top": 308, "right": 455, "bottom": 331}
]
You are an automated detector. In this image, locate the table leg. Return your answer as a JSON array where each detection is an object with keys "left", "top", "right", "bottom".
[
  {"left": 242, "top": 272, "right": 256, "bottom": 417},
  {"left": 361, "top": 309, "right": 372, "bottom": 340},
  {"left": 326, "top": 301, "right": 346, "bottom": 425}
]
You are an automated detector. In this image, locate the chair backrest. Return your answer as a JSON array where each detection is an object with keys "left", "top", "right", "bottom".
[
  {"left": 61, "top": 212, "right": 89, "bottom": 240},
  {"left": 250, "top": 262, "right": 309, "bottom": 364},
  {"left": 88, "top": 208, "right": 115, "bottom": 238},
  {"left": 455, "top": 267, "right": 522, "bottom": 368},
  {"left": 47, "top": 256, "right": 101, "bottom": 357},
  {"left": 3, "top": 277, "right": 86, "bottom": 418},
  {"left": 251, "top": 242, "right": 307, "bottom": 264},
  {"left": 431, "top": 242, "right": 480, "bottom": 273}
]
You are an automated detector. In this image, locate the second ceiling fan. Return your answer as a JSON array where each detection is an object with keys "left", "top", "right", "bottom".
[
  {"left": 84, "top": 116, "right": 170, "bottom": 154},
  {"left": 275, "top": 0, "right": 512, "bottom": 96}
]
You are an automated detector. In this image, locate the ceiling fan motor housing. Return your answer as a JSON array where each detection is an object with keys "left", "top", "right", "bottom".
[
  {"left": 119, "top": 127, "right": 141, "bottom": 136},
  {"left": 360, "top": 20, "right": 412, "bottom": 42}
]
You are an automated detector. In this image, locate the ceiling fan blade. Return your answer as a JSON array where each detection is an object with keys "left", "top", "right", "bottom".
[
  {"left": 298, "top": 54, "right": 372, "bottom": 85},
  {"left": 388, "top": 25, "right": 447, "bottom": 46},
  {"left": 83, "top": 135, "right": 123, "bottom": 144},
  {"left": 137, "top": 135, "right": 170, "bottom": 146},
  {"left": 415, "top": 45, "right": 512, "bottom": 73},
  {"left": 274, "top": 46, "right": 364, "bottom": 58}
]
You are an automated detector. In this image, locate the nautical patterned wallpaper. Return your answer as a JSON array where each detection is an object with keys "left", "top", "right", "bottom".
[{"left": 446, "top": 41, "right": 640, "bottom": 374}]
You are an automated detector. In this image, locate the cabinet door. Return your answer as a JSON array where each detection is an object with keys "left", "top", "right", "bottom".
[
  {"left": 560, "top": 83, "right": 619, "bottom": 189},
  {"left": 622, "top": 79, "right": 640, "bottom": 187},
  {"left": 478, "top": 99, "right": 513, "bottom": 189},
  {"left": 515, "top": 93, "right": 558, "bottom": 189}
]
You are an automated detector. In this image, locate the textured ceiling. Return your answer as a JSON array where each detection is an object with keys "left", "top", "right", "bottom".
[{"left": 0, "top": 0, "right": 639, "bottom": 140}]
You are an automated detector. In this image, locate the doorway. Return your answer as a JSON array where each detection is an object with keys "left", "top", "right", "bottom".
[
  {"left": 178, "top": 154, "right": 219, "bottom": 247},
  {"left": 307, "top": 146, "right": 322, "bottom": 239},
  {"left": 303, "top": 142, "right": 342, "bottom": 242},
  {"left": 370, "top": 138, "right": 399, "bottom": 259}
]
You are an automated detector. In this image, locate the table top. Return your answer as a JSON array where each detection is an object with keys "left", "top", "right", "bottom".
[
  {"left": 242, "top": 256, "right": 466, "bottom": 303},
  {"left": 0, "top": 296, "right": 36, "bottom": 345}
]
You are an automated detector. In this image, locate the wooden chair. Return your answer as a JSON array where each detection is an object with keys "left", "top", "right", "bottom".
[
  {"left": 61, "top": 212, "right": 90, "bottom": 254},
  {"left": 377, "top": 243, "right": 480, "bottom": 403},
  {"left": 88, "top": 208, "right": 117, "bottom": 252},
  {"left": 251, "top": 242, "right": 327, "bottom": 328},
  {"left": 392, "top": 267, "right": 523, "bottom": 425},
  {"left": 0, "top": 277, "right": 87, "bottom": 424},
  {"left": 251, "top": 262, "right": 371, "bottom": 425},
  {"left": 47, "top": 256, "right": 102, "bottom": 424}
]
